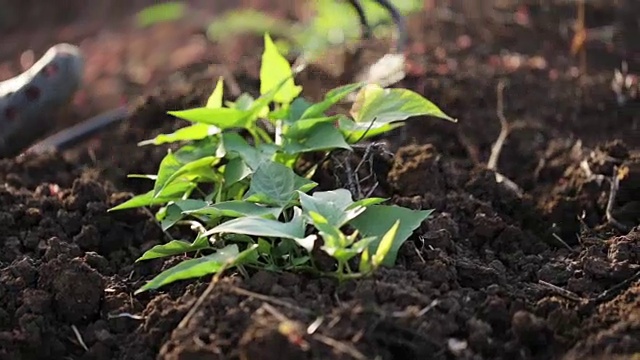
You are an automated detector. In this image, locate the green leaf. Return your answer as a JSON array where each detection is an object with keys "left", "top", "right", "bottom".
[
  {"left": 245, "top": 161, "right": 293, "bottom": 206},
  {"left": 108, "top": 181, "right": 194, "bottom": 211},
  {"left": 298, "top": 189, "right": 365, "bottom": 228},
  {"left": 160, "top": 203, "right": 184, "bottom": 230},
  {"left": 218, "top": 132, "right": 269, "bottom": 170},
  {"left": 206, "top": 77, "right": 225, "bottom": 109},
  {"left": 160, "top": 199, "right": 209, "bottom": 230},
  {"left": 223, "top": 157, "right": 252, "bottom": 188},
  {"left": 138, "top": 124, "right": 220, "bottom": 146},
  {"left": 260, "top": 33, "right": 302, "bottom": 104},
  {"left": 175, "top": 199, "right": 210, "bottom": 211},
  {"left": 372, "top": 220, "right": 400, "bottom": 267},
  {"left": 224, "top": 181, "right": 250, "bottom": 201},
  {"left": 349, "top": 205, "right": 433, "bottom": 266},
  {"left": 184, "top": 200, "right": 281, "bottom": 219},
  {"left": 282, "top": 122, "right": 351, "bottom": 154},
  {"left": 173, "top": 137, "right": 221, "bottom": 164},
  {"left": 135, "top": 244, "right": 257, "bottom": 294},
  {"left": 244, "top": 161, "right": 316, "bottom": 207},
  {"left": 338, "top": 118, "right": 404, "bottom": 142},
  {"left": 349, "top": 197, "right": 388, "bottom": 209},
  {"left": 204, "top": 207, "right": 306, "bottom": 240},
  {"left": 332, "top": 244, "right": 370, "bottom": 264},
  {"left": 154, "top": 156, "right": 218, "bottom": 197},
  {"left": 359, "top": 246, "right": 372, "bottom": 273},
  {"left": 284, "top": 115, "right": 339, "bottom": 139},
  {"left": 300, "top": 82, "right": 364, "bottom": 119},
  {"left": 287, "top": 97, "right": 314, "bottom": 122},
  {"left": 308, "top": 211, "right": 347, "bottom": 252},
  {"left": 137, "top": 2, "right": 185, "bottom": 27},
  {"left": 168, "top": 107, "right": 250, "bottom": 129},
  {"left": 206, "top": 9, "right": 295, "bottom": 43},
  {"left": 153, "top": 152, "right": 183, "bottom": 197},
  {"left": 229, "top": 93, "right": 255, "bottom": 110},
  {"left": 139, "top": 78, "right": 226, "bottom": 146},
  {"left": 291, "top": 255, "right": 311, "bottom": 266},
  {"left": 218, "top": 132, "right": 255, "bottom": 160},
  {"left": 136, "top": 233, "right": 211, "bottom": 262},
  {"left": 272, "top": 238, "right": 301, "bottom": 261},
  {"left": 350, "top": 84, "right": 456, "bottom": 125},
  {"left": 257, "top": 238, "right": 272, "bottom": 254}
]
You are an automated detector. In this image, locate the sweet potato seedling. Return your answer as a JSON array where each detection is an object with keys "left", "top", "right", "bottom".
[{"left": 110, "top": 33, "right": 455, "bottom": 294}]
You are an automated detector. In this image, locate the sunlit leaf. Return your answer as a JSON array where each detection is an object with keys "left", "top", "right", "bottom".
[
  {"left": 137, "top": 2, "right": 185, "bottom": 27},
  {"left": 372, "top": 220, "right": 400, "bottom": 267},
  {"left": 204, "top": 207, "right": 306, "bottom": 240},
  {"left": 206, "top": 77, "right": 225, "bottom": 109},
  {"left": 135, "top": 244, "right": 257, "bottom": 294},
  {"left": 136, "top": 233, "right": 211, "bottom": 262},
  {"left": 350, "top": 84, "right": 456, "bottom": 125},
  {"left": 109, "top": 181, "right": 194, "bottom": 211},
  {"left": 168, "top": 107, "right": 250, "bottom": 129},
  {"left": 260, "top": 33, "right": 302, "bottom": 104}
]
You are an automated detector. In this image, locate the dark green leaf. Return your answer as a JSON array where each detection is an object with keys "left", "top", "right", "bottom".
[
  {"left": 223, "top": 157, "right": 252, "bottom": 188},
  {"left": 282, "top": 122, "right": 351, "bottom": 154},
  {"left": 349, "top": 205, "right": 433, "bottom": 266}
]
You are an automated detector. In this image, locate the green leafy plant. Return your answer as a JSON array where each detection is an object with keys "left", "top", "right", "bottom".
[
  {"left": 136, "top": 2, "right": 186, "bottom": 28},
  {"left": 207, "top": 0, "right": 424, "bottom": 58},
  {"left": 110, "top": 33, "right": 455, "bottom": 294}
]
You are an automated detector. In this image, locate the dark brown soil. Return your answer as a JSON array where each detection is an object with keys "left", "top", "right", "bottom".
[{"left": 1, "top": 1, "right": 639, "bottom": 360}]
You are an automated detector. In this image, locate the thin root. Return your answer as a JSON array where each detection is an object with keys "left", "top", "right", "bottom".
[
  {"left": 487, "top": 80, "right": 510, "bottom": 171},
  {"left": 605, "top": 166, "right": 631, "bottom": 233},
  {"left": 592, "top": 269, "right": 640, "bottom": 305},
  {"left": 71, "top": 325, "right": 89, "bottom": 351},
  {"left": 229, "top": 285, "right": 313, "bottom": 315},
  {"left": 486, "top": 79, "right": 524, "bottom": 197}
]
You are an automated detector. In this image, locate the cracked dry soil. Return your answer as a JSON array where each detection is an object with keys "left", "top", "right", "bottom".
[{"left": 0, "top": 1, "right": 639, "bottom": 359}]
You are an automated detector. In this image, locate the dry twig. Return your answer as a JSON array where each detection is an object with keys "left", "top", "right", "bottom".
[
  {"left": 177, "top": 263, "right": 229, "bottom": 329},
  {"left": 537, "top": 280, "right": 585, "bottom": 302},
  {"left": 605, "top": 166, "right": 631, "bottom": 233}
]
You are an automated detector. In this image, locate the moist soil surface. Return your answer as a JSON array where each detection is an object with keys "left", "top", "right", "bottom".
[{"left": 1, "top": 1, "right": 639, "bottom": 360}]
